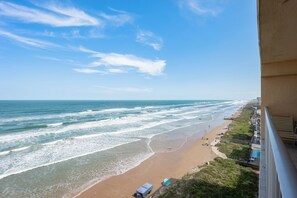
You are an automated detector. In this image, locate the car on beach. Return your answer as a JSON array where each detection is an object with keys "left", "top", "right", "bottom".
[{"left": 133, "top": 182, "right": 153, "bottom": 198}]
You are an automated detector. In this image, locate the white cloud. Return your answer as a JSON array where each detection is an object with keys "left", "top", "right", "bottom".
[
  {"left": 88, "top": 27, "right": 106, "bottom": 38},
  {"left": 74, "top": 67, "right": 127, "bottom": 75},
  {"left": 136, "top": 30, "right": 163, "bottom": 51},
  {"left": 78, "top": 47, "right": 166, "bottom": 76},
  {"left": 106, "top": 68, "right": 126, "bottom": 73},
  {"left": 99, "top": 13, "right": 131, "bottom": 26},
  {"left": 29, "top": 28, "right": 95, "bottom": 39},
  {"left": 99, "top": 8, "right": 134, "bottom": 27},
  {"left": 78, "top": 46, "right": 99, "bottom": 54},
  {"left": 179, "top": 0, "right": 221, "bottom": 16},
  {"left": 74, "top": 68, "right": 106, "bottom": 74},
  {"left": 36, "top": 55, "right": 75, "bottom": 63},
  {"left": 40, "top": 30, "right": 56, "bottom": 37},
  {"left": 0, "top": 30, "right": 57, "bottom": 48},
  {"left": 90, "top": 53, "right": 165, "bottom": 76},
  {"left": 70, "top": 29, "right": 83, "bottom": 38},
  {"left": 0, "top": 2, "right": 101, "bottom": 27},
  {"left": 96, "top": 85, "right": 152, "bottom": 93}
]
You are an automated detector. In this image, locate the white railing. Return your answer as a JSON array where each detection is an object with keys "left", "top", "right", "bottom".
[{"left": 265, "top": 107, "right": 297, "bottom": 198}]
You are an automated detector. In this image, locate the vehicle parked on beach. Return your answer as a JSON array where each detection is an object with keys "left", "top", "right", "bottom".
[
  {"left": 162, "top": 178, "right": 171, "bottom": 186},
  {"left": 133, "top": 182, "right": 153, "bottom": 198}
]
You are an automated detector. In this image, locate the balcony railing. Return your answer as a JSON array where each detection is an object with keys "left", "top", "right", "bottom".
[{"left": 264, "top": 107, "right": 297, "bottom": 198}]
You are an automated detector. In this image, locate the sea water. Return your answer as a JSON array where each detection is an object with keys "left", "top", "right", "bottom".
[{"left": 0, "top": 100, "right": 245, "bottom": 197}]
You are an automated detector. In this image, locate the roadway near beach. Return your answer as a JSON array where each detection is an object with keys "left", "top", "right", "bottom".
[{"left": 77, "top": 112, "right": 239, "bottom": 198}]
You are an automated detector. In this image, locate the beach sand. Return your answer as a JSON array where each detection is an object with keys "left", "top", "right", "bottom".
[{"left": 77, "top": 117, "right": 235, "bottom": 198}]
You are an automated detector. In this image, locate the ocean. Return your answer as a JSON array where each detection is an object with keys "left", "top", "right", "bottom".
[{"left": 0, "top": 100, "right": 245, "bottom": 197}]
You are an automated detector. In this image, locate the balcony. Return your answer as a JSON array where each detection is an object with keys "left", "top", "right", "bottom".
[{"left": 259, "top": 108, "right": 297, "bottom": 198}]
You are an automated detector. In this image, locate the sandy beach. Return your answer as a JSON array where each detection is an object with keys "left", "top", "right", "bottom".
[{"left": 77, "top": 118, "right": 235, "bottom": 198}]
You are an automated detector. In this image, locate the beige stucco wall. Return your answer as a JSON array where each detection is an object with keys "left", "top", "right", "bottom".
[
  {"left": 258, "top": 0, "right": 297, "bottom": 64},
  {"left": 261, "top": 60, "right": 297, "bottom": 138}
]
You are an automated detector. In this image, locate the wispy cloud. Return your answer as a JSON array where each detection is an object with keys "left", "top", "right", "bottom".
[
  {"left": 74, "top": 68, "right": 106, "bottom": 74},
  {"left": 40, "top": 30, "right": 56, "bottom": 37},
  {"left": 136, "top": 30, "right": 163, "bottom": 51},
  {"left": 69, "top": 29, "right": 83, "bottom": 38},
  {"left": 106, "top": 68, "right": 127, "bottom": 73},
  {"left": 0, "top": 2, "right": 101, "bottom": 27},
  {"left": 74, "top": 67, "right": 127, "bottom": 75},
  {"left": 99, "top": 8, "right": 134, "bottom": 27},
  {"left": 26, "top": 28, "right": 102, "bottom": 40},
  {"left": 88, "top": 27, "right": 106, "bottom": 38},
  {"left": 96, "top": 85, "right": 152, "bottom": 93},
  {"left": 179, "top": 0, "right": 221, "bottom": 16},
  {"left": 78, "top": 46, "right": 98, "bottom": 54},
  {"left": 36, "top": 55, "right": 75, "bottom": 63},
  {"left": 78, "top": 46, "right": 166, "bottom": 76},
  {"left": 0, "top": 30, "right": 57, "bottom": 48}
]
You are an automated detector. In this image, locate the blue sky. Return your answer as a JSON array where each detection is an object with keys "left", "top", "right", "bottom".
[{"left": 0, "top": 0, "right": 260, "bottom": 100}]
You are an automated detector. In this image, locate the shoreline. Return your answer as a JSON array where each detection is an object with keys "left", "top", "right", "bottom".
[{"left": 76, "top": 115, "right": 237, "bottom": 198}]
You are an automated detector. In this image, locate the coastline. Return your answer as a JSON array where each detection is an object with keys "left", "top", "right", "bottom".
[{"left": 76, "top": 115, "right": 237, "bottom": 198}]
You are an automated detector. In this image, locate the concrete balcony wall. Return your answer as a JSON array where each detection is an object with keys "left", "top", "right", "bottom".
[
  {"left": 261, "top": 60, "right": 297, "bottom": 125},
  {"left": 259, "top": 0, "right": 297, "bottom": 138}
]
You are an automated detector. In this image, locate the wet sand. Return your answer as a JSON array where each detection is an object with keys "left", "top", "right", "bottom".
[{"left": 77, "top": 118, "right": 234, "bottom": 198}]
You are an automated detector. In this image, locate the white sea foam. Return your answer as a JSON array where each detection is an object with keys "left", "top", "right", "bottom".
[
  {"left": 74, "top": 118, "right": 183, "bottom": 140},
  {"left": 0, "top": 137, "right": 141, "bottom": 180},
  {"left": 232, "top": 100, "right": 248, "bottom": 105},
  {"left": 0, "top": 105, "right": 201, "bottom": 143},
  {"left": 0, "top": 150, "right": 10, "bottom": 156},
  {"left": 0, "top": 115, "right": 205, "bottom": 180},
  {"left": 47, "top": 122, "right": 63, "bottom": 127},
  {"left": 0, "top": 104, "right": 186, "bottom": 124},
  {"left": 11, "top": 146, "right": 30, "bottom": 152},
  {"left": 0, "top": 108, "right": 134, "bottom": 124},
  {"left": 0, "top": 146, "right": 30, "bottom": 156},
  {"left": 0, "top": 102, "right": 218, "bottom": 125},
  {"left": 0, "top": 104, "right": 232, "bottom": 157}
]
